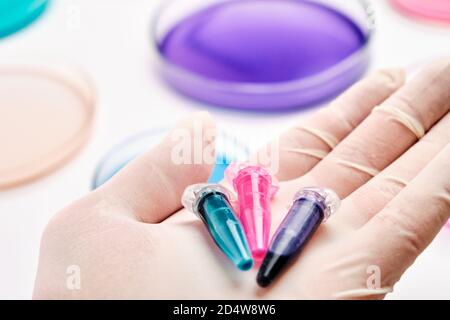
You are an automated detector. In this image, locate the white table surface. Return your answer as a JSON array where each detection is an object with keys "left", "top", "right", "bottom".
[{"left": 0, "top": 0, "right": 449, "bottom": 299}]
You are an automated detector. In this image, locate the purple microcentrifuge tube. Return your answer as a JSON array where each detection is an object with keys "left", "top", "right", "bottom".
[
  {"left": 257, "top": 187, "right": 340, "bottom": 287},
  {"left": 155, "top": 0, "right": 372, "bottom": 111}
]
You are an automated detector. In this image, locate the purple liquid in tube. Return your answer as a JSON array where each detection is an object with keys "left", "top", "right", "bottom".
[{"left": 157, "top": 0, "right": 371, "bottom": 110}]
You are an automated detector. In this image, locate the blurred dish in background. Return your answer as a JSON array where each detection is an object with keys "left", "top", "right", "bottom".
[
  {"left": 0, "top": 58, "right": 96, "bottom": 190},
  {"left": 390, "top": 0, "right": 450, "bottom": 25},
  {"left": 0, "top": 0, "right": 49, "bottom": 38},
  {"left": 92, "top": 128, "right": 250, "bottom": 189},
  {"left": 154, "top": 0, "right": 373, "bottom": 111}
]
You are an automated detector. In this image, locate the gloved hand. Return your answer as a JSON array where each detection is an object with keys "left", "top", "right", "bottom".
[{"left": 33, "top": 58, "right": 450, "bottom": 299}]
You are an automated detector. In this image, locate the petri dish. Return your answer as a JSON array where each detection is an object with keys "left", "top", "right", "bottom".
[
  {"left": 390, "top": 0, "right": 450, "bottom": 25},
  {"left": 153, "top": 0, "right": 373, "bottom": 111},
  {"left": 0, "top": 58, "right": 96, "bottom": 190},
  {"left": 92, "top": 128, "right": 250, "bottom": 189},
  {"left": 0, "top": 0, "right": 49, "bottom": 38}
]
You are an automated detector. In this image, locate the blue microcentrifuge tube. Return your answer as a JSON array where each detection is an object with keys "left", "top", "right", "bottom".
[{"left": 182, "top": 183, "right": 254, "bottom": 271}]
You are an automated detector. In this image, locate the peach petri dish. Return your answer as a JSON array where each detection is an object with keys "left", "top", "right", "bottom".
[{"left": 0, "top": 59, "right": 96, "bottom": 189}]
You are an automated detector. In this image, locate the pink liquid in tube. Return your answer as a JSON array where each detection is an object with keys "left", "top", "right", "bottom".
[{"left": 226, "top": 163, "right": 279, "bottom": 262}]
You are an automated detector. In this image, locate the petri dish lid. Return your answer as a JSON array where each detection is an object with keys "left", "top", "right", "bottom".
[
  {"left": 0, "top": 57, "right": 96, "bottom": 189},
  {"left": 153, "top": 0, "right": 373, "bottom": 111},
  {"left": 390, "top": 0, "right": 450, "bottom": 24},
  {"left": 0, "top": 0, "right": 49, "bottom": 38},
  {"left": 92, "top": 128, "right": 250, "bottom": 189}
]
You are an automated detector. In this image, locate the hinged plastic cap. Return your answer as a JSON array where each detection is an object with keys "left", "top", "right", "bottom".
[
  {"left": 294, "top": 187, "right": 340, "bottom": 221},
  {"left": 225, "top": 162, "right": 279, "bottom": 198},
  {"left": 182, "top": 183, "right": 233, "bottom": 217}
]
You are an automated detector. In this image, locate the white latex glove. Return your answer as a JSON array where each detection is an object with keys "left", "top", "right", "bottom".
[{"left": 34, "top": 59, "right": 450, "bottom": 299}]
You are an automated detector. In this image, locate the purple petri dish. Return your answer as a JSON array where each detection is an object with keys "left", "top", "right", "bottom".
[{"left": 153, "top": 0, "right": 373, "bottom": 111}]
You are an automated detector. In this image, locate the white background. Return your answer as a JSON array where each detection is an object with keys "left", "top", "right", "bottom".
[{"left": 0, "top": 0, "right": 450, "bottom": 299}]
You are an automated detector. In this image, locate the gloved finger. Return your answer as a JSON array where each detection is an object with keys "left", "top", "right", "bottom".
[
  {"left": 256, "top": 69, "right": 405, "bottom": 181},
  {"left": 95, "top": 111, "right": 216, "bottom": 223},
  {"left": 338, "top": 112, "right": 450, "bottom": 228},
  {"left": 291, "top": 58, "right": 450, "bottom": 199},
  {"left": 359, "top": 144, "right": 450, "bottom": 286}
]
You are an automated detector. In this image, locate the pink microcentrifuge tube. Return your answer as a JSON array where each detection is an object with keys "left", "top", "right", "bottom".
[{"left": 225, "top": 163, "right": 279, "bottom": 262}]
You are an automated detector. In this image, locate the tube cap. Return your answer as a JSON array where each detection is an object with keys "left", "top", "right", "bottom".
[
  {"left": 294, "top": 187, "right": 341, "bottom": 221},
  {"left": 225, "top": 162, "right": 279, "bottom": 198},
  {"left": 182, "top": 183, "right": 234, "bottom": 217}
]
